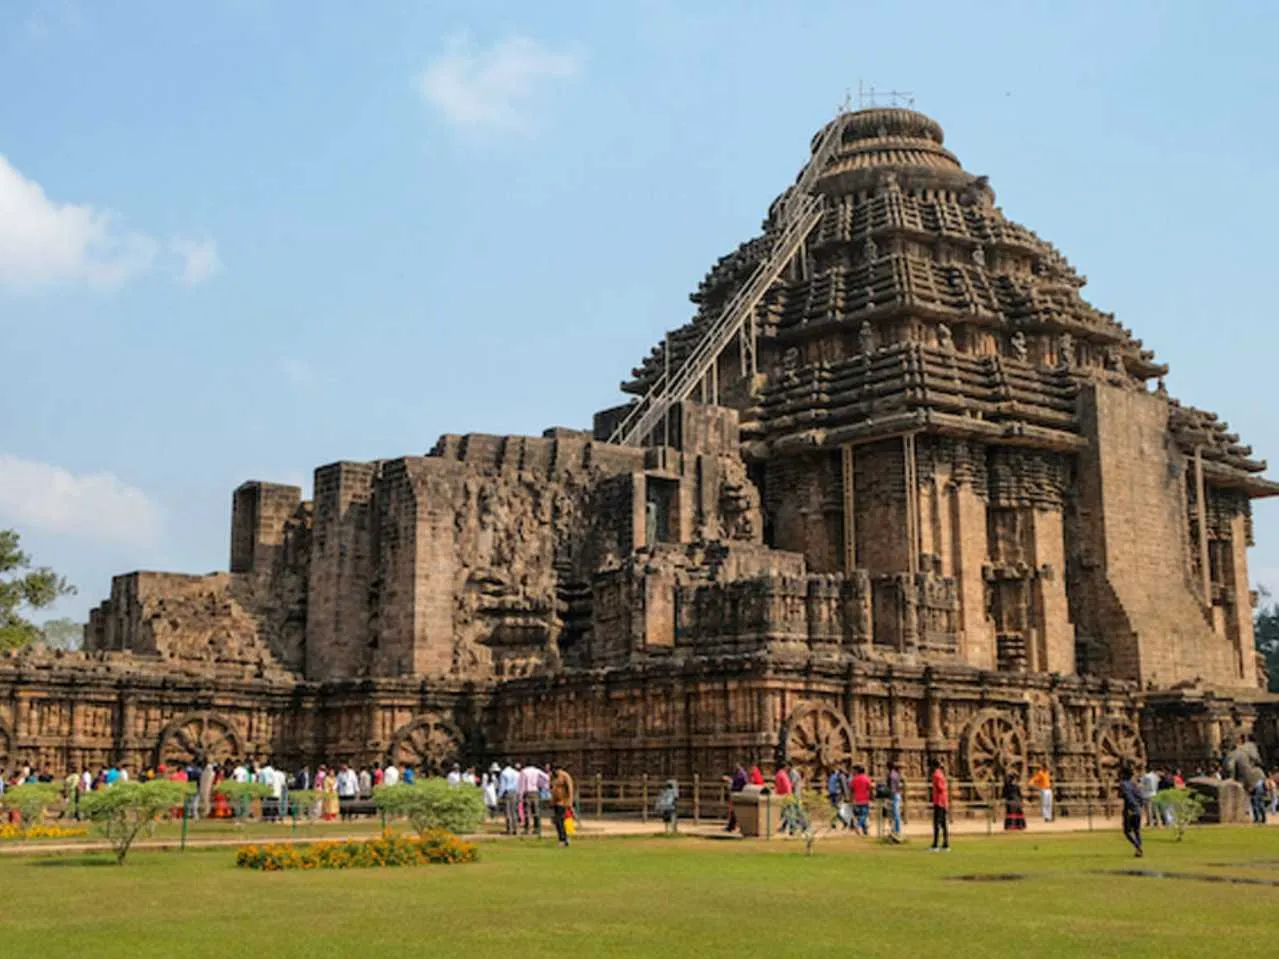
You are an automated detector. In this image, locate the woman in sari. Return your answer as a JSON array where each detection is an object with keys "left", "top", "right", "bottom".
[
  {"left": 1002, "top": 772, "right": 1026, "bottom": 831},
  {"left": 321, "top": 768, "right": 340, "bottom": 822}
]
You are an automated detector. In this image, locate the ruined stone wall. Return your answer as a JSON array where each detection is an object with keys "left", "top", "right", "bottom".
[
  {"left": 1073, "top": 383, "right": 1245, "bottom": 688},
  {"left": 307, "top": 461, "right": 378, "bottom": 680},
  {"left": 85, "top": 572, "right": 290, "bottom": 671}
]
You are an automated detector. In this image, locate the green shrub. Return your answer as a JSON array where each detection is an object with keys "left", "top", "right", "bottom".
[
  {"left": 215, "top": 781, "right": 274, "bottom": 817},
  {"left": 373, "top": 780, "right": 486, "bottom": 837},
  {"left": 79, "top": 780, "right": 194, "bottom": 864},
  {"left": 0, "top": 783, "right": 62, "bottom": 828},
  {"left": 1153, "top": 787, "right": 1205, "bottom": 841}
]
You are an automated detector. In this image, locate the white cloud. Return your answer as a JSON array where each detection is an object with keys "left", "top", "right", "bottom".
[
  {"left": 0, "top": 455, "right": 163, "bottom": 548},
  {"left": 170, "top": 237, "right": 222, "bottom": 286},
  {"left": 420, "top": 34, "right": 580, "bottom": 134},
  {"left": 0, "top": 154, "right": 158, "bottom": 292},
  {"left": 0, "top": 154, "right": 219, "bottom": 294}
]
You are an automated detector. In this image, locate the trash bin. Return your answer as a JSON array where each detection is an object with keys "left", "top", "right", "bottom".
[{"left": 732, "top": 785, "right": 783, "bottom": 838}]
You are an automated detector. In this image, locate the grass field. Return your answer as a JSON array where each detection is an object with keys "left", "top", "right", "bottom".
[{"left": 0, "top": 827, "right": 1275, "bottom": 957}]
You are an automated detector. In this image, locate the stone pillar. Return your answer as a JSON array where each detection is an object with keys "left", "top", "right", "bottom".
[
  {"left": 951, "top": 483, "right": 994, "bottom": 669},
  {"left": 1031, "top": 509, "right": 1073, "bottom": 674}
]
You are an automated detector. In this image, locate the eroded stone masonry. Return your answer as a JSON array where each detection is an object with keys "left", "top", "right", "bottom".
[{"left": 4, "top": 108, "right": 1277, "bottom": 793}]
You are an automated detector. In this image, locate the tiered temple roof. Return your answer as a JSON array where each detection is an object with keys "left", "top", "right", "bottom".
[{"left": 620, "top": 106, "right": 1274, "bottom": 494}]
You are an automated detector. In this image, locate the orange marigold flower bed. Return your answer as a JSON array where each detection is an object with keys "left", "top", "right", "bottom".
[
  {"left": 0, "top": 823, "right": 89, "bottom": 841},
  {"left": 235, "top": 829, "right": 477, "bottom": 871}
]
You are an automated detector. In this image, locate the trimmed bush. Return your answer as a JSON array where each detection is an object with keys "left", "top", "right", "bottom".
[
  {"left": 235, "top": 829, "right": 477, "bottom": 871},
  {"left": 0, "top": 783, "right": 62, "bottom": 828},
  {"left": 373, "top": 780, "right": 485, "bottom": 836}
]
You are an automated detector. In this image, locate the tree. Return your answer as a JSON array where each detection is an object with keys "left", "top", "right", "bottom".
[
  {"left": 1152, "top": 787, "right": 1205, "bottom": 841},
  {"left": 38, "top": 617, "right": 83, "bottom": 652},
  {"left": 1255, "top": 585, "right": 1279, "bottom": 693},
  {"left": 793, "top": 790, "right": 841, "bottom": 856},
  {"left": 79, "top": 780, "right": 193, "bottom": 864},
  {"left": 0, "top": 530, "right": 75, "bottom": 651},
  {"left": 373, "top": 780, "right": 486, "bottom": 837},
  {"left": 0, "top": 783, "right": 62, "bottom": 830}
]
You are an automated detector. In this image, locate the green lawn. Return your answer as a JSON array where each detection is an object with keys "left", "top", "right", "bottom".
[{"left": 0, "top": 827, "right": 1276, "bottom": 957}]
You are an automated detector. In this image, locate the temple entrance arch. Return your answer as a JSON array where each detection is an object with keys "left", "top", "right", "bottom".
[
  {"left": 386, "top": 715, "right": 463, "bottom": 776},
  {"left": 155, "top": 711, "right": 242, "bottom": 768}
]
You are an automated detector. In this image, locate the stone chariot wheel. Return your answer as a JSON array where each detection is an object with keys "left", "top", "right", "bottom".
[
  {"left": 1094, "top": 718, "right": 1146, "bottom": 781},
  {"left": 155, "top": 712, "right": 242, "bottom": 768},
  {"left": 779, "top": 702, "right": 856, "bottom": 786},
  {"left": 962, "top": 709, "right": 1028, "bottom": 793},
  {"left": 387, "top": 715, "right": 462, "bottom": 776}
]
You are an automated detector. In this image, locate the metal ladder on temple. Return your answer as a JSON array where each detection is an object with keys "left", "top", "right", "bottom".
[{"left": 608, "top": 110, "right": 851, "bottom": 447}]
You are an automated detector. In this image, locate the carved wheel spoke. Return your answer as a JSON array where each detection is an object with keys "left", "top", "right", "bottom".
[
  {"left": 779, "top": 703, "right": 855, "bottom": 786},
  {"left": 1095, "top": 720, "right": 1145, "bottom": 778},
  {"left": 964, "top": 711, "right": 1027, "bottom": 793},
  {"left": 157, "top": 713, "right": 238, "bottom": 767}
]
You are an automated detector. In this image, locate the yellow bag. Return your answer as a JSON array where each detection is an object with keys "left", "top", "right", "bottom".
[{"left": 565, "top": 812, "right": 577, "bottom": 836}]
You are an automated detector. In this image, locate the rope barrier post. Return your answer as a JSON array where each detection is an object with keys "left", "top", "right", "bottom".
[
  {"left": 180, "top": 799, "right": 188, "bottom": 853},
  {"left": 693, "top": 773, "right": 701, "bottom": 825},
  {"left": 595, "top": 773, "right": 603, "bottom": 819},
  {"left": 642, "top": 774, "right": 649, "bottom": 824}
]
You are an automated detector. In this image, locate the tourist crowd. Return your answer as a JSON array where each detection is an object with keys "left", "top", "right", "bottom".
[{"left": 0, "top": 756, "right": 578, "bottom": 846}]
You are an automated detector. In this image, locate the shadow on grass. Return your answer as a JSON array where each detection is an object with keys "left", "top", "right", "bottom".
[{"left": 28, "top": 855, "right": 119, "bottom": 868}]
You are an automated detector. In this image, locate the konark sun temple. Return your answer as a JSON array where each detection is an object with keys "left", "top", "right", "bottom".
[{"left": 6, "top": 107, "right": 1278, "bottom": 794}]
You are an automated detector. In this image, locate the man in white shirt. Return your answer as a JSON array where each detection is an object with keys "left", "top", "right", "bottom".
[
  {"left": 447, "top": 764, "right": 463, "bottom": 787},
  {"left": 383, "top": 762, "right": 400, "bottom": 787},
  {"left": 358, "top": 767, "right": 372, "bottom": 798},
  {"left": 257, "top": 762, "right": 277, "bottom": 820},
  {"left": 336, "top": 764, "right": 359, "bottom": 820},
  {"left": 518, "top": 762, "right": 547, "bottom": 837},
  {"left": 499, "top": 762, "right": 520, "bottom": 835},
  {"left": 233, "top": 763, "right": 250, "bottom": 784}
]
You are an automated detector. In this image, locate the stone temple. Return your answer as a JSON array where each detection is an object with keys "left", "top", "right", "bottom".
[{"left": 3, "top": 107, "right": 1276, "bottom": 793}]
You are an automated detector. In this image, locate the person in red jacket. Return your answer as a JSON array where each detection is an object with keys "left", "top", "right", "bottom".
[
  {"left": 929, "top": 758, "right": 950, "bottom": 851},
  {"left": 749, "top": 765, "right": 765, "bottom": 787}
]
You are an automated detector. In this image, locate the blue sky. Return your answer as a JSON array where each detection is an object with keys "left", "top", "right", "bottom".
[{"left": 2, "top": 0, "right": 1278, "bottom": 623}]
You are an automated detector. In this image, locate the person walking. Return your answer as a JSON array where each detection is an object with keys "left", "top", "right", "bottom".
[
  {"left": 849, "top": 765, "right": 874, "bottom": 836},
  {"left": 483, "top": 764, "right": 500, "bottom": 819},
  {"left": 518, "top": 761, "right": 545, "bottom": 837},
  {"left": 725, "top": 764, "right": 748, "bottom": 832},
  {"left": 499, "top": 761, "right": 520, "bottom": 836},
  {"left": 1119, "top": 764, "right": 1144, "bottom": 857},
  {"left": 928, "top": 759, "right": 950, "bottom": 852},
  {"left": 550, "top": 763, "right": 575, "bottom": 847},
  {"left": 826, "top": 766, "right": 848, "bottom": 829},
  {"left": 1140, "top": 767, "right": 1159, "bottom": 827},
  {"left": 1002, "top": 772, "right": 1026, "bottom": 831},
  {"left": 656, "top": 779, "right": 679, "bottom": 834},
  {"left": 888, "top": 762, "right": 904, "bottom": 838},
  {"left": 1028, "top": 764, "right": 1053, "bottom": 823}
]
